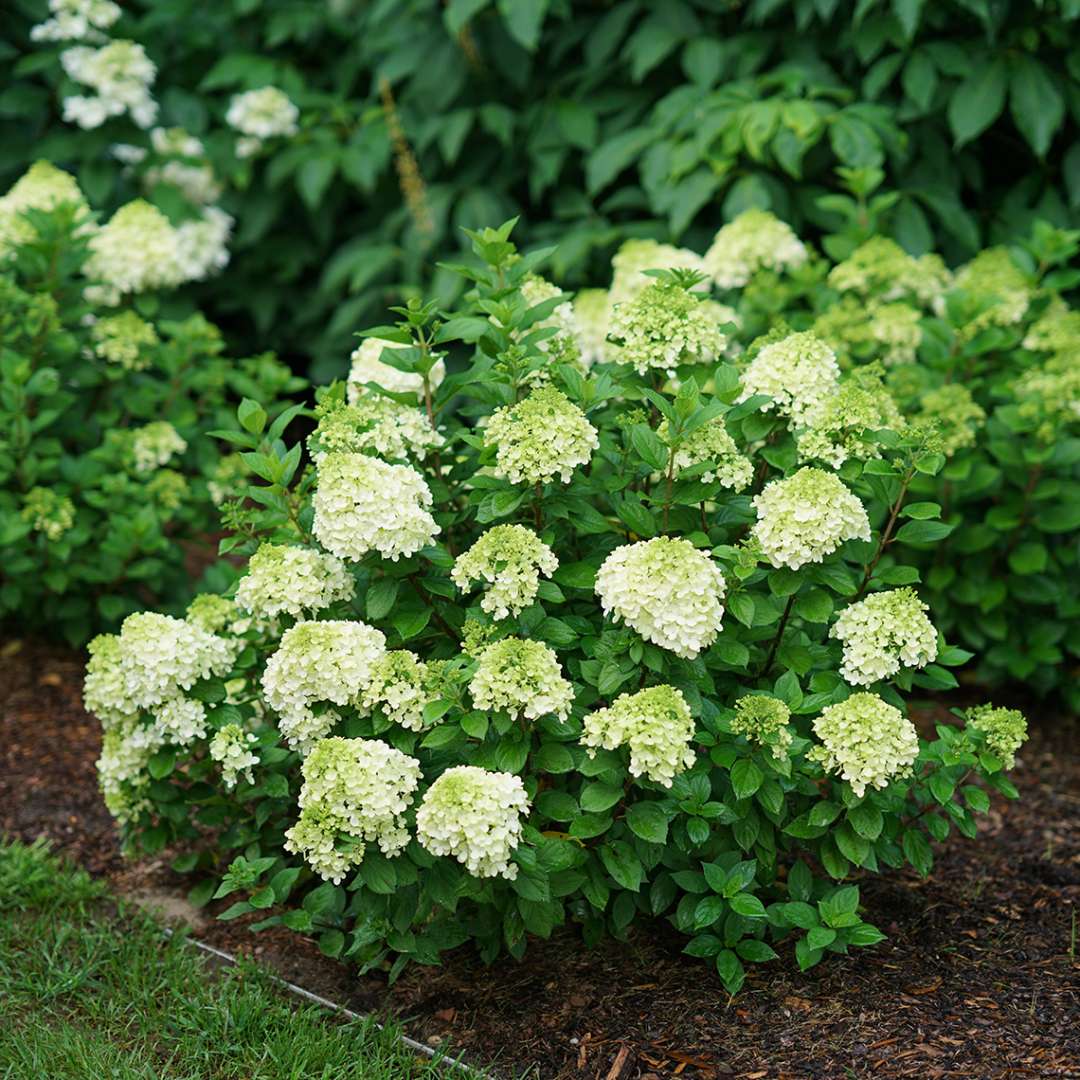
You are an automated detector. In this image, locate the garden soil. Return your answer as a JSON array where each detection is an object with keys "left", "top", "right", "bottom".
[{"left": 2, "top": 636, "right": 1078, "bottom": 1080}]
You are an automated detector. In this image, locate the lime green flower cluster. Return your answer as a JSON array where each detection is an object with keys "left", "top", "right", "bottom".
[
  {"left": 963, "top": 705, "right": 1029, "bottom": 768},
  {"left": 730, "top": 694, "right": 792, "bottom": 761},
  {"left": 21, "top": 486, "right": 75, "bottom": 540}
]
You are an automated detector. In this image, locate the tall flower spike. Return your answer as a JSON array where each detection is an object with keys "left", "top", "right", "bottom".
[{"left": 595, "top": 537, "right": 725, "bottom": 659}]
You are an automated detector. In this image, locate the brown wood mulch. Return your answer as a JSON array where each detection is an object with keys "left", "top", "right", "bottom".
[{"left": 2, "top": 636, "right": 1078, "bottom": 1080}]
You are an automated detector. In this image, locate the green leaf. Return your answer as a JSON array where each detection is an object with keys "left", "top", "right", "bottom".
[
  {"left": 902, "top": 829, "right": 934, "bottom": 877},
  {"left": 1009, "top": 56, "right": 1064, "bottom": 158},
  {"left": 626, "top": 801, "right": 669, "bottom": 844},
  {"left": 297, "top": 154, "right": 337, "bottom": 211},
  {"left": 497, "top": 0, "right": 549, "bottom": 51},
  {"left": 366, "top": 578, "right": 398, "bottom": 621},
  {"left": 948, "top": 60, "right": 1007, "bottom": 148},
  {"left": 715, "top": 949, "right": 745, "bottom": 993},
  {"left": 630, "top": 424, "right": 669, "bottom": 471},
  {"left": 847, "top": 803, "right": 883, "bottom": 841},
  {"left": 599, "top": 841, "right": 643, "bottom": 891},
  {"left": 894, "top": 519, "right": 954, "bottom": 544},
  {"left": 729, "top": 893, "right": 766, "bottom": 919},
  {"left": 580, "top": 782, "right": 623, "bottom": 813},
  {"left": 901, "top": 501, "right": 941, "bottom": 520},
  {"left": 237, "top": 398, "right": 267, "bottom": 435},
  {"left": 806, "top": 925, "right": 837, "bottom": 950},
  {"left": 730, "top": 759, "right": 763, "bottom": 800},
  {"left": 534, "top": 743, "right": 575, "bottom": 773}
]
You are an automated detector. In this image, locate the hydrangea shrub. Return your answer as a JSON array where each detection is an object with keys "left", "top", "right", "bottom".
[
  {"left": 84, "top": 222, "right": 1027, "bottom": 992},
  {"left": 0, "top": 162, "right": 302, "bottom": 642}
]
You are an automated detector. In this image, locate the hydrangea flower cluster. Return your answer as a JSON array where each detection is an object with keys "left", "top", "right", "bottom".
[
  {"left": 813, "top": 298, "right": 923, "bottom": 367},
  {"left": 226, "top": 87, "right": 300, "bottom": 157},
  {"left": 359, "top": 651, "right": 446, "bottom": 732},
  {"left": 830, "top": 588, "right": 938, "bottom": 686},
  {"left": 796, "top": 365, "right": 905, "bottom": 468},
  {"left": 609, "top": 281, "right": 726, "bottom": 375},
  {"left": 261, "top": 620, "right": 387, "bottom": 751},
  {"left": 21, "top": 487, "right": 75, "bottom": 541},
  {"left": 285, "top": 737, "right": 422, "bottom": 882},
  {"left": 96, "top": 714, "right": 161, "bottom": 823},
  {"left": 416, "top": 766, "right": 529, "bottom": 880},
  {"left": 1022, "top": 298, "right": 1080, "bottom": 354},
  {"left": 595, "top": 537, "right": 726, "bottom": 659},
  {"left": 752, "top": 467, "right": 871, "bottom": 570},
  {"left": 309, "top": 396, "right": 443, "bottom": 462},
  {"left": 312, "top": 453, "right": 439, "bottom": 562},
  {"left": 90, "top": 311, "right": 158, "bottom": 369},
  {"left": 659, "top": 416, "right": 753, "bottom": 489},
  {"left": 61, "top": 40, "right": 157, "bottom": 129},
  {"left": 31, "top": 0, "right": 121, "bottom": 42},
  {"left": 85, "top": 200, "right": 180, "bottom": 295},
  {"left": 964, "top": 705, "right": 1028, "bottom": 768},
  {"left": 582, "top": 685, "right": 696, "bottom": 787},
  {"left": 469, "top": 637, "right": 574, "bottom": 720},
  {"left": 451, "top": 525, "right": 558, "bottom": 619},
  {"left": 572, "top": 288, "right": 610, "bottom": 367},
  {"left": 484, "top": 386, "right": 598, "bottom": 485},
  {"left": 209, "top": 723, "right": 260, "bottom": 789},
  {"left": 808, "top": 693, "right": 920, "bottom": 797},
  {"left": 738, "top": 331, "right": 840, "bottom": 427},
  {"left": 518, "top": 274, "right": 582, "bottom": 366},
  {"left": 914, "top": 384, "right": 986, "bottom": 456},
  {"left": 234, "top": 543, "right": 355, "bottom": 619},
  {"left": 952, "top": 248, "right": 1031, "bottom": 335},
  {"left": 1012, "top": 354, "right": 1080, "bottom": 441},
  {"left": 828, "top": 237, "right": 951, "bottom": 307},
  {"left": 0, "top": 161, "right": 90, "bottom": 254},
  {"left": 730, "top": 694, "right": 792, "bottom": 760},
  {"left": 130, "top": 420, "right": 186, "bottom": 474},
  {"left": 703, "top": 209, "right": 808, "bottom": 289},
  {"left": 186, "top": 593, "right": 242, "bottom": 635},
  {"left": 347, "top": 337, "right": 446, "bottom": 401},
  {"left": 608, "top": 238, "right": 707, "bottom": 308}
]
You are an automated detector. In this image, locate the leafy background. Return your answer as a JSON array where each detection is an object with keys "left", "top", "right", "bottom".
[{"left": 5, "top": 0, "right": 1079, "bottom": 377}]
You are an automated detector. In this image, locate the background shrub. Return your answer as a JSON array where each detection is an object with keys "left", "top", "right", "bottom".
[{"left": 6, "top": 0, "right": 1079, "bottom": 377}]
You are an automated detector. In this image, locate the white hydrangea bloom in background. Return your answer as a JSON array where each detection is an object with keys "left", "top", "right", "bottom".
[
  {"left": 285, "top": 737, "right": 421, "bottom": 883},
  {"left": 608, "top": 238, "right": 707, "bottom": 308},
  {"left": 0, "top": 161, "right": 91, "bottom": 255},
  {"left": 309, "top": 397, "right": 444, "bottom": 462},
  {"left": 61, "top": 40, "right": 157, "bottom": 129},
  {"left": 416, "top": 766, "right": 529, "bottom": 880},
  {"left": 85, "top": 200, "right": 182, "bottom": 296},
  {"left": 952, "top": 248, "right": 1032, "bottom": 336},
  {"left": 518, "top": 274, "right": 581, "bottom": 363},
  {"left": 261, "top": 620, "right": 387, "bottom": 751},
  {"left": 808, "top": 693, "right": 919, "bottom": 797},
  {"left": 469, "top": 637, "right": 574, "bottom": 721},
  {"left": 582, "top": 685, "right": 696, "bottom": 787},
  {"left": 90, "top": 310, "right": 158, "bottom": 370},
  {"left": 484, "top": 386, "right": 598, "bottom": 485},
  {"left": 658, "top": 416, "right": 753, "bottom": 490},
  {"left": 173, "top": 207, "right": 232, "bottom": 282},
  {"left": 209, "top": 723, "right": 259, "bottom": 789},
  {"left": 609, "top": 281, "right": 726, "bottom": 375},
  {"left": 752, "top": 467, "right": 870, "bottom": 570},
  {"left": 829, "top": 237, "right": 951, "bottom": 307},
  {"left": 915, "top": 384, "right": 986, "bottom": 456},
  {"left": 1022, "top": 297, "right": 1080, "bottom": 354},
  {"left": 737, "top": 331, "right": 840, "bottom": 427},
  {"left": 704, "top": 209, "right": 808, "bottom": 289},
  {"left": 235, "top": 543, "right": 355, "bottom": 620},
  {"left": 595, "top": 537, "right": 725, "bottom": 659},
  {"left": 831, "top": 588, "right": 938, "bottom": 686},
  {"left": 347, "top": 337, "right": 446, "bottom": 401},
  {"left": 185, "top": 593, "right": 242, "bottom": 635},
  {"left": 130, "top": 420, "right": 186, "bottom": 473},
  {"left": 312, "top": 452, "right": 439, "bottom": 562},
  {"left": 359, "top": 651, "right": 445, "bottom": 732},
  {"left": 31, "top": 0, "right": 121, "bottom": 42},
  {"left": 451, "top": 524, "right": 558, "bottom": 619},
  {"left": 730, "top": 694, "right": 792, "bottom": 761},
  {"left": 572, "top": 288, "right": 610, "bottom": 367},
  {"left": 21, "top": 487, "right": 75, "bottom": 541},
  {"left": 226, "top": 87, "right": 299, "bottom": 158}
]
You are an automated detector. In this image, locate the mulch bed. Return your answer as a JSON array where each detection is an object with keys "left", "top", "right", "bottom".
[{"left": 2, "top": 635, "right": 1078, "bottom": 1079}]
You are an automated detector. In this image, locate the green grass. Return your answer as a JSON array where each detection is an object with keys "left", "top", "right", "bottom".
[{"left": 0, "top": 839, "right": 461, "bottom": 1080}]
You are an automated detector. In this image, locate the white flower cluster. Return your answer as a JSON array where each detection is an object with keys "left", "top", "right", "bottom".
[
  {"left": 829, "top": 237, "right": 951, "bottom": 307},
  {"left": 964, "top": 704, "right": 1028, "bottom": 769},
  {"left": 172, "top": 206, "right": 233, "bottom": 282},
  {"left": 830, "top": 588, "right": 938, "bottom": 686},
  {"left": 808, "top": 693, "right": 919, "bottom": 797},
  {"left": 484, "top": 386, "right": 598, "bottom": 485},
  {"left": 659, "top": 416, "right": 753, "bottom": 490},
  {"left": 596, "top": 537, "right": 725, "bottom": 659},
  {"left": 572, "top": 288, "right": 611, "bottom": 366},
  {"left": 0, "top": 161, "right": 91, "bottom": 255},
  {"left": 186, "top": 593, "right": 243, "bottom": 635},
  {"left": 21, "top": 487, "right": 76, "bottom": 541},
  {"left": 312, "top": 452, "right": 439, "bottom": 562},
  {"left": 235, "top": 543, "right": 355, "bottom": 620},
  {"left": 359, "top": 651, "right": 444, "bottom": 732},
  {"left": 347, "top": 337, "right": 446, "bottom": 401},
  {"left": 31, "top": 0, "right": 121, "bottom": 42},
  {"left": 952, "top": 248, "right": 1031, "bottom": 336},
  {"left": 704, "top": 209, "right": 808, "bottom": 289},
  {"left": 1012, "top": 353, "right": 1080, "bottom": 441},
  {"left": 61, "top": 40, "right": 157, "bottom": 129},
  {"left": 309, "top": 397, "right": 444, "bottom": 462},
  {"left": 609, "top": 281, "right": 725, "bottom": 375},
  {"left": 813, "top": 298, "right": 923, "bottom": 367},
  {"left": 730, "top": 694, "right": 793, "bottom": 761},
  {"left": 144, "top": 127, "right": 222, "bottom": 206},
  {"left": 285, "top": 737, "right": 421, "bottom": 883},
  {"left": 130, "top": 420, "right": 186, "bottom": 474},
  {"left": 738, "top": 331, "right": 840, "bottom": 427},
  {"left": 208, "top": 723, "right": 260, "bottom": 789},
  {"left": 519, "top": 274, "right": 582, "bottom": 365},
  {"left": 416, "top": 766, "right": 529, "bottom": 880},
  {"left": 96, "top": 714, "right": 161, "bottom": 823},
  {"left": 226, "top": 87, "right": 300, "bottom": 157},
  {"left": 451, "top": 524, "right": 558, "bottom": 619},
  {"left": 90, "top": 310, "right": 158, "bottom": 370},
  {"left": 752, "top": 467, "right": 870, "bottom": 570},
  {"left": 261, "top": 620, "right": 387, "bottom": 751},
  {"left": 469, "top": 637, "right": 574, "bottom": 720},
  {"left": 608, "top": 238, "right": 707, "bottom": 308},
  {"left": 582, "top": 685, "right": 696, "bottom": 787},
  {"left": 1022, "top": 297, "right": 1080, "bottom": 354}
]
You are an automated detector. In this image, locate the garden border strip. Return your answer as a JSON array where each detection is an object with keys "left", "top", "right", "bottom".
[{"left": 160, "top": 927, "right": 483, "bottom": 1077}]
